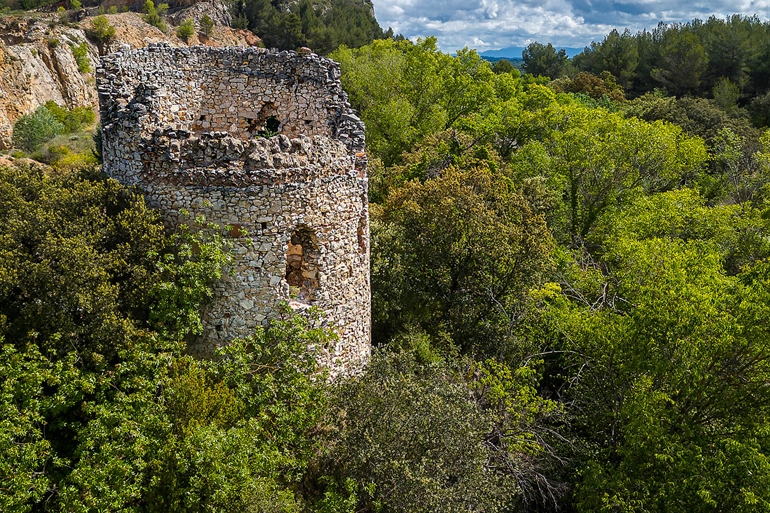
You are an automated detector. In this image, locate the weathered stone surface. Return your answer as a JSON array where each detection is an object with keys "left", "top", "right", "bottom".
[{"left": 98, "top": 44, "right": 370, "bottom": 376}]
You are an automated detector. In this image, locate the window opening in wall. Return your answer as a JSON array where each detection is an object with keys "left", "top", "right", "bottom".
[
  {"left": 254, "top": 102, "right": 279, "bottom": 138},
  {"left": 285, "top": 226, "right": 319, "bottom": 302},
  {"left": 265, "top": 115, "right": 280, "bottom": 134}
]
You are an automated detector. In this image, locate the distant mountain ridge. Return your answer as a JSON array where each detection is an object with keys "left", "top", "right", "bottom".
[{"left": 480, "top": 46, "right": 584, "bottom": 59}]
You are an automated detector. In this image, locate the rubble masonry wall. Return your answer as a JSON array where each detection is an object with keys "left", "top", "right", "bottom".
[{"left": 97, "top": 43, "right": 370, "bottom": 375}]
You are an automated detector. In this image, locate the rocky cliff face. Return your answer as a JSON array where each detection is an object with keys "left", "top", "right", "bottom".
[
  {"left": 0, "top": 3, "right": 259, "bottom": 148},
  {"left": 0, "top": 16, "right": 98, "bottom": 147}
]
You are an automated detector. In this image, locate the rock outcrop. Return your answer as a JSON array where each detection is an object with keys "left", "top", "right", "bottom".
[{"left": 0, "top": 4, "right": 258, "bottom": 147}]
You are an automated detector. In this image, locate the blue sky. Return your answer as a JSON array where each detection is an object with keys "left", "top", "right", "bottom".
[{"left": 370, "top": 0, "right": 770, "bottom": 52}]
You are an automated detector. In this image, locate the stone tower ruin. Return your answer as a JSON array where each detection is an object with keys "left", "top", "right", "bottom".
[{"left": 97, "top": 44, "right": 370, "bottom": 374}]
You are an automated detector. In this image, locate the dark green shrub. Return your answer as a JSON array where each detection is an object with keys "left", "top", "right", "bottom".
[
  {"left": 87, "top": 15, "right": 116, "bottom": 44},
  {"left": 11, "top": 106, "right": 64, "bottom": 152},
  {"left": 200, "top": 14, "right": 213, "bottom": 37},
  {"left": 176, "top": 18, "right": 194, "bottom": 42},
  {"left": 143, "top": 0, "right": 167, "bottom": 31}
]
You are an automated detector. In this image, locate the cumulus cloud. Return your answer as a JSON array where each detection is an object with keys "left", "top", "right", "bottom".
[{"left": 371, "top": 0, "right": 770, "bottom": 51}]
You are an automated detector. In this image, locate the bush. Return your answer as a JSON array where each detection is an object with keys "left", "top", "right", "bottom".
[
  {"left": 43, "top": 101, "right": 95, "bottom": 133},
  {"left": 88, "top": 15, "right": 116, "bottom": 43},
  {"left": 52, "top": 150, "right": 99, "bottom": 172},
  {"left": 176, "top": 18, "right": 194, "bottom": 42},
  {"left": 143, "top": 0, "right": 167, "bottom": 31},
  {"left": 11, "top": 106, "right": 64, "bottom": 152},
  {"left": 316, "top": 347, "right": 566, "bottom": 512},
  {"left": 71, "top": 42, "right": 90, "bottom": 73},
  {"left": 200, "top": 14, "right": 213, "bottom": 37}
]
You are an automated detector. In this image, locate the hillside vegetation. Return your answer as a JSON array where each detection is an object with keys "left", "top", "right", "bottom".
[{"left": 4, "top": 10, "right": 770, "bottom": 513}]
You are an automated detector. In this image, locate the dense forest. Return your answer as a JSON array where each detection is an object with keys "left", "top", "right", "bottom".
[
  {"left": 231, "top": 0, "right": 386, "bottom": 54},
  {"left": 520, "top": 15, "right": 770, "bottom": 125},
  {"left": 5, "top": 7, "right": 770, "bottom": 512}
]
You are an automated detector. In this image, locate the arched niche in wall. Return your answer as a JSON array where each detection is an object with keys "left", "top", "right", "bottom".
[{"left": 285, "top": 226, "right": 320, "bottom": 302}]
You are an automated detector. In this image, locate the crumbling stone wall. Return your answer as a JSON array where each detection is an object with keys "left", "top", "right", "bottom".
[{"left": 97, "top": 43, "right": 370, "bottom": 375}]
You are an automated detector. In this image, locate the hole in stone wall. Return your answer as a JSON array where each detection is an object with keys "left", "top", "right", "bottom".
[
  {"left": 285, "top": 226, "right": 319, "bottom": 302},
  {"left": 199, "top": 115, "right": 206, "bottom": 121},
  {"left": 255, "top": 102, "right": 279, "bottom": 137},
  {"left": 261, "top": 222, "right": 268, "bottom": 231},
  {"left": 265, "top": 115, "right": 280, "bottom": 133}
]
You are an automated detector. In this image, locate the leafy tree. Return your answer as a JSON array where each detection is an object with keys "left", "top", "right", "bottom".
[
  {"left": 372, "top": 162, "right": 553, "bottom": 357},
  {"left": 511, "top": 102, "right": 708, "bottom": 245},
  {"left": 491, "top": 58, "right": 518, "bottom": 76},
  {"left": 199, "top": 14, "right": 214, "bottom": 38},
  {"left": 556, "top": 71, "right": 625, "bottom": 102},
  {"left": 521, "top": 42, "right": 568, "bottom": 79},
  {"left": 11, "top": 106, "right": 64, "bottom": 151},
  {"left": 317, "top": 346, "right": 565, "bottom": 512},
  {"left": 332, "top": 38, "right": 514, "bottom": 167},
  {"left": 538, "top": 190, "right": 770, "bottom": 511}
]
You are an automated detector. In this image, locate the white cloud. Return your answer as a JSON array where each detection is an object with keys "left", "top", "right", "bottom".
[{"left": 371, "top": 0, "right": 770, "bottom": 51}]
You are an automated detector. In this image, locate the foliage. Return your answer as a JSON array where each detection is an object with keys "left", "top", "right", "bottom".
[
  {"left": 372, "top": 162, "right": 553, "bottom": 357},
  {"left": 176, "top": 18, "right": 194, "bottom": 42},
  {"left": 0, "top": 164, "right": 349, "bottom": 510},
  {"left": 11, "top": 105, "right": 64, "bottom": 152},
  {"left": 511, "top": 102, "right": 708, "bottom": 245},
  {"left": 491, "top": 58, "right": 519, "bottom": 76},
  {"left": 199, "top": 13, "right": 214, "bottom": 37},
  {"left": 234, "top": 0, "right": 384, "bottom": 54},
  {"left": 87, "top": 15, "right": 116, "bottom": 45},
  {"left": 43, "top": 101, "right": 96, "bottom": 134},
  {"left": 537, "top": 189, "right": 770, "bottom": 511},
  {"left": 71, "top": 42, "right": 91, "bottom": 73},
  {"left": 144, "top": 312, "right": 330, "bottom": 512},
  {"left": 553, "top": 71, "right": 626, "bottom": 102},
  {"left": 713, "top": 77, "right": 740, "bottom": 113},
  {"left": 316, "top": 346, "right": 565, "bottom": 512},
  {"left": 331, "top": 38, "right": 515, "bottom": 167},
  {"left": 143, "top": 0, "right": 168, "bottom": 32},
  {"left": 574, "top": 15, "right": 770, "bottom": 102},
  {"left": 573, "top": 29, "right": 638, "bottom": 89},
  {"left": 521, "top": 41, "right": 569, "bottom": 79}
]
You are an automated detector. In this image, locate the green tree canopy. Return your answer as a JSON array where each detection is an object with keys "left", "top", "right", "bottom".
[{"left": 522, "top": 42, "right": 569, "bottom": 79}]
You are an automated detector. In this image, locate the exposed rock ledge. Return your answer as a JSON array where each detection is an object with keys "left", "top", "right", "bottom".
[{"left": 0, "top": 4, "right": 259, "bottom": 148}]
